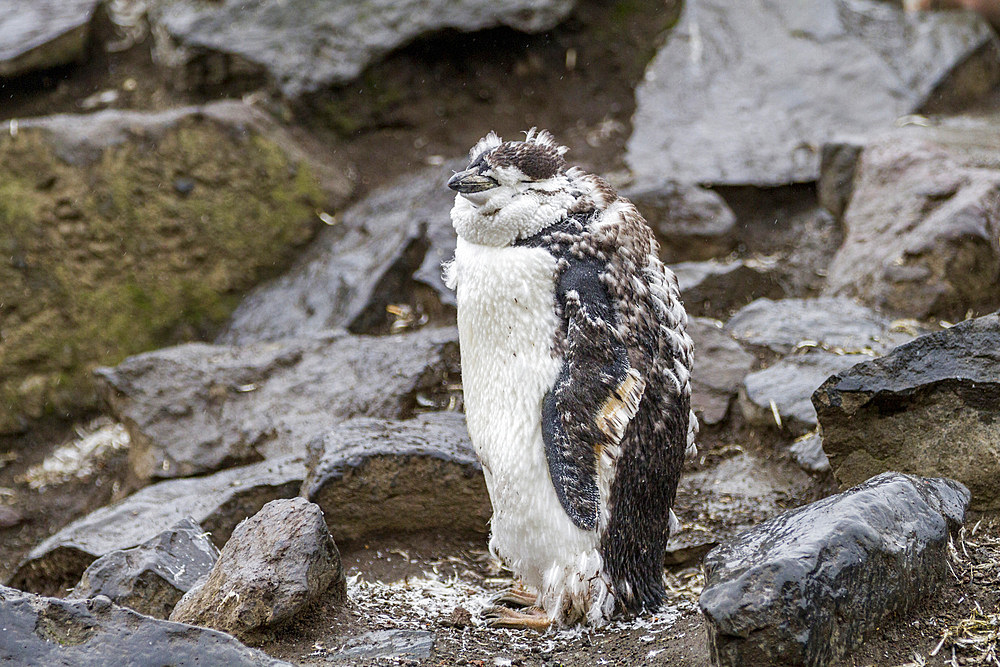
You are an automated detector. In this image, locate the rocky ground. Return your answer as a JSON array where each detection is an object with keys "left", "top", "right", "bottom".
[{"left": 2, "top": 0, "right": 1000, "bottom": 665}]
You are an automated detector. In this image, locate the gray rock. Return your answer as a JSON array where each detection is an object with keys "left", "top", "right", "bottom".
[
  {"left": 0, "top": 585, "right": 289, "bottom": 666},
  {"left": 700, "top": 472, "right": 970, "bottom": 667},
  {"left": 303, "top": 412, "right": 489, "bottom": 542},
  {"left": 0, "top": 0, "right": 99, "bottom": 77},
  {"left": 789, "top": 431, "right": 830, "bottom": 473},
  {"left": 674, "top": 260, "right": 786, "bottom": 319},
  {"left": 9, "top": 456, "right": 305, "bottom": 597},
  {"left": 623, "top": 181, "right": 737, "bottom": 263},
  {"left": 687, "top": 318, "right": 755, "bottom": 426},
  {"left": 627, "top": 0, "right": 999, "bottom": 186},
  {"left": 740, "top": 351, "right": 864, "bottom": 435},
  {"left": 332, "top": 630, "right": 435, "bottom": 662},
  {"left": 725, "top": 297, "right": 916, "bottom": 356},
  {"left": 822, "top": 120, "right": 1000, "bottom": 320},
  {"left": 814, "top": 312, "right": 1000, "bottom": 511},
  {"left": 68, "top": 517, "right": 219, "bottom": 619},
  {"left": 221, "top": 165, "right": 459, "bottom": 344},
  {"left": 96, "top": 327, "right": 460, "bottom": 481},
  {"left": 170, "top": 498, "right": 344, "bottom": 639},
  {"left": 817, "top": 137, "right": 866, "bottom": 219},
  {"left": 149, "top": 0, "right": 576, "bottom": 97}
]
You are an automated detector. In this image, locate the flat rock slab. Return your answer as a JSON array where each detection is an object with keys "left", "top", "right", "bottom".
[
  {"left": 687, "top": 318, "right": 755, "bottom": 427},
  {"left": 0, "top": 0, "right": 99, "bottom": 77},
  {"left": 333, "top": 630, "right": 435, "bottom": 662},
  {"left": 221, "top": 165, "right": 460, "bottom": 344},
  {"left": 627, "top": 0, "right": 999, "bottom": 186},
  {"left": 814, "top": 312, "right": 1000, "bottom": 511},
  {"left": 171, "top": 498, "right": 344, "bottom": 640},
  {"left": 822, "top": 119, "right": 1000, "bottom": 320},
  {"left": 725, "top": 297, "right": 916, "bottom": 356},
  {"left": 96, "top": 327, "right": 460, "bottom": 481},
  {"left": 700, "top": 472, "right": 970, "bottom": 667},
  {"left": 674, "top": 260, "right": 786, "bottom": 319},
  {"left": 303, "top": 412, "right": 489, "bottom": 542},
  {"left": 149, "top": 0, "right": 576, "bottom": 97},
  {"left": 0, "top": 585, "right": 289, "bottom": 666},
  {"left": 68, "top": 517, "right": 219, "bottom": 619},
  {"left": 9, "top": 456, "right": 305, "bottom": 597}
]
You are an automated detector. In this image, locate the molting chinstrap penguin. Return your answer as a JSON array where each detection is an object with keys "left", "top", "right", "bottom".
[{"left": 444, "top": 129, "right": 697, "bottom": 629}]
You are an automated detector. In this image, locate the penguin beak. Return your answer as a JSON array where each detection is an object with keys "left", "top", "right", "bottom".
[{"left": 448, "top": 168, "right": 499, "bottom": 194}]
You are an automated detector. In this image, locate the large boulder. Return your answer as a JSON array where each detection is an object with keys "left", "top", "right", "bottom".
[
  {"left": 95, "top": 327, "right": 460, "bottom": 481},
  {"left": 170, "top": 498, "right": 344, "bottom": 640},
  {"left": 627, "top": 0, "right": 999, "bottom": 186},
  {"left": 700, "top": 472, "right": 969, "bottom": 667},
  {"left": 0, "top": 102, "right": 351, "bottom": 434},
  {"left": 814, "top": 312, "right": 1000, "bottom": 511},
  {"left": 9, "top": 456, "right": 305, "bottom": 597},
  {"left": 149, "top": 0, "right": 577, "bottom": 97},
  {"left": 302, "top": 412, "right": 489, "bottom": 542},
  {"left": 822, "top": 120, "right": 1000, "bottom": 320},
  {"left": 0, "top": 0, "right": 100, "bottom": 78},
  {"left": 0, "top": 585, "right": 289, "bottom": 666}
]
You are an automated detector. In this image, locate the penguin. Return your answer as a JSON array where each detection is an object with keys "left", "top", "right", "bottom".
[{"left": 444, "top": 129, "right": 696, "bottom": 629}]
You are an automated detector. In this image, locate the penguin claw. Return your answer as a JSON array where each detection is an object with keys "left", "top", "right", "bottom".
[
  {"left": 490, "top": 585, "right": 538, "bottom": 608},
  {"left": 483, "top": 605, "right": 551, "bottom": 631}
]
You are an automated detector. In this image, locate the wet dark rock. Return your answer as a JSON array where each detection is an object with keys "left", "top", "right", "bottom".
[
  {"left": 725, "top": 297, "right": 916, "bottom": 356},
  {"left": 0, "top": 585, "right": 288, "bottom": 666},
  {"left": 67, "top": 517, "right": 219, "bottom": 619},
  {"left": 0, "top": 0, "right": 100, "bottom": 77},
  {"left": 9, "top": 456, "right": 304, "bottom": 597},
  {"left": 623, "top": 181, "right": 737, "bottom": 263},
  {"left": 740, "top": 351, "right": 865, "bottom": 435},
  {"left": 674, "top": 260, "right": 786, "bottom": 319},
  {"left": 818, "top": 137, "right": 865, "bottom": 220},
  {"left": 302, "top": 412, "right": 489, "bottom": 542},
  {"left": 700, "top": 472, "right": 970, "bottom": 667},
  {"left": 149, "top": 0, "right": 575, "bottom": 97},
  {"left": 221, "top": 165, "right": 459, "bottom": 344},
  {"left": 627, "top": 0, "right": 999, "bottom": 186},
  {"left": 687, "top": 318, "right": 755, "bottom": 427},
  {"left": 789, "top": 432, "right": 830, "bottom": 473},
  {"left": 170, "top": 498, "right": 344, "bottom": 639},
  {"left": 822, "top": 120, "right": 1000, "bottom": 320},
  {"left": 814, "top": 312, "right": 1000, "bottom": 511},
  {"left": 95, "top": 327, "right": 460, "bottom": 481},
  {"left": 332, "top": 629, "right": 435, "bottom": 662}
]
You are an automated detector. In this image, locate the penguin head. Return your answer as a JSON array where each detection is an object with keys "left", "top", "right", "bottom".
[{"left": 449, "top": 129, "right": 583, "bottom": 247}]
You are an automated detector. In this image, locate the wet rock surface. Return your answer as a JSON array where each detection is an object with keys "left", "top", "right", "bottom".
[
  {"left": 674, "top": 260, "right": 786, "bottom": 319},
  {"left": 303, "top": 412, "right": 489, "bottom": 543},
  {"left": 149, "top": 0, "right": 576, "bottom": 97},
  {"left": 700, "top": 472, "right": 970, "bottom": 667},
  {"left": 9, "top": 456, "right": 305, "bottom": 597},
  {"left": 68, "top": 517, "right": 219, "bottom": 619},
  {"left": 822, "top": 120, "right": 1000, "bottom": 320},
  {"left": 0, "top": 584, "right": 289, "bottom": 666},
  {"left": 789, "top": 432, "right": 830, "bottom": 473},
  {"left": 170, "top": 498, "right": 345, "bottom": 640},
  {"left": 332, "top": 630, "right": 436, "bottom": 662},
  {"left": 627, "top": 0, "right": 999, "bottom": 186},
  {"left": 814, "top": 312, "right": 1000, "bottom": 511},
  {"left": 686, "top": 318, "right": 755, "bottom": 427},
  {"left": 96, "top": 327, "right": 460, "bottom": 481},
  {"left": 0, "top": 0, "right": 100, "bottom": 77}
]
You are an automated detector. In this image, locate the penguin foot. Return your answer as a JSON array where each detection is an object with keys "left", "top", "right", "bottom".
[
  {"left": 483, "top": 605, "right": 551, "bottom": 631},
  {"left": 490, "top": 585, "right": 538, "bottom": 608}
]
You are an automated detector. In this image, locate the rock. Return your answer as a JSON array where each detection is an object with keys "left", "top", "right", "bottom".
[
  {"left": 814, "top": 312, "right": 1000, "bottom": 511},
  {"left": 0, "top": 102, "right": 351, "bottom": 434},
  {"left": 789, "top": 431, "right": 830, "bottom": 473},
  {"left": 302, "top": 412, "right": 489, "bottom": 542},
  {"left": 9, "top": 456, "right": 305, "bottom": 597},
  {"left": 0, "top": 585, "right": 289, "bottom": 666},
  {"left": 627, "top": 0, "right": 1000, "bottom": 186},
  {"left": 149, "top": 0, "right": 576, "bottom": 98},
  {"left": 0, "top": 0, "right": 100, "bottom": 78},
  {"left": 95, "top": 327, "right": 460, "bottom": 481},
  {"left": 332, "top": 629, "right": 435, "bottom": 662},
  {"left": 622, "top": 181, "right": 737, "bottom": 263},
  {"left": 68, "top": 518, "right": 219, "bottom": 619},
  {"left": 170, "top": 498, "right": 344, "bottom": 639},
  {"left": 740, "top": 351, "right": 864, "bottom": 435},
  {"left": 700, "top": 472, "right": 970, "bottom": 667},
  {"left": 221, "top": 165, "right": 459, "bottom": 344},
  {"left": 817, "top": 137, "right": 865, "bottom": 219},
  {"left": 687, "top": 318, "right": 755, "bottom": 427},
  {"left": 822, "top": 119, "right": 1000, "bottom": 320},
  {"left": 725, "top": 297, "right": 916, "bottom": 356},
  {"left": 674, "top": 260, "right": 786, "bottom": 319}
]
